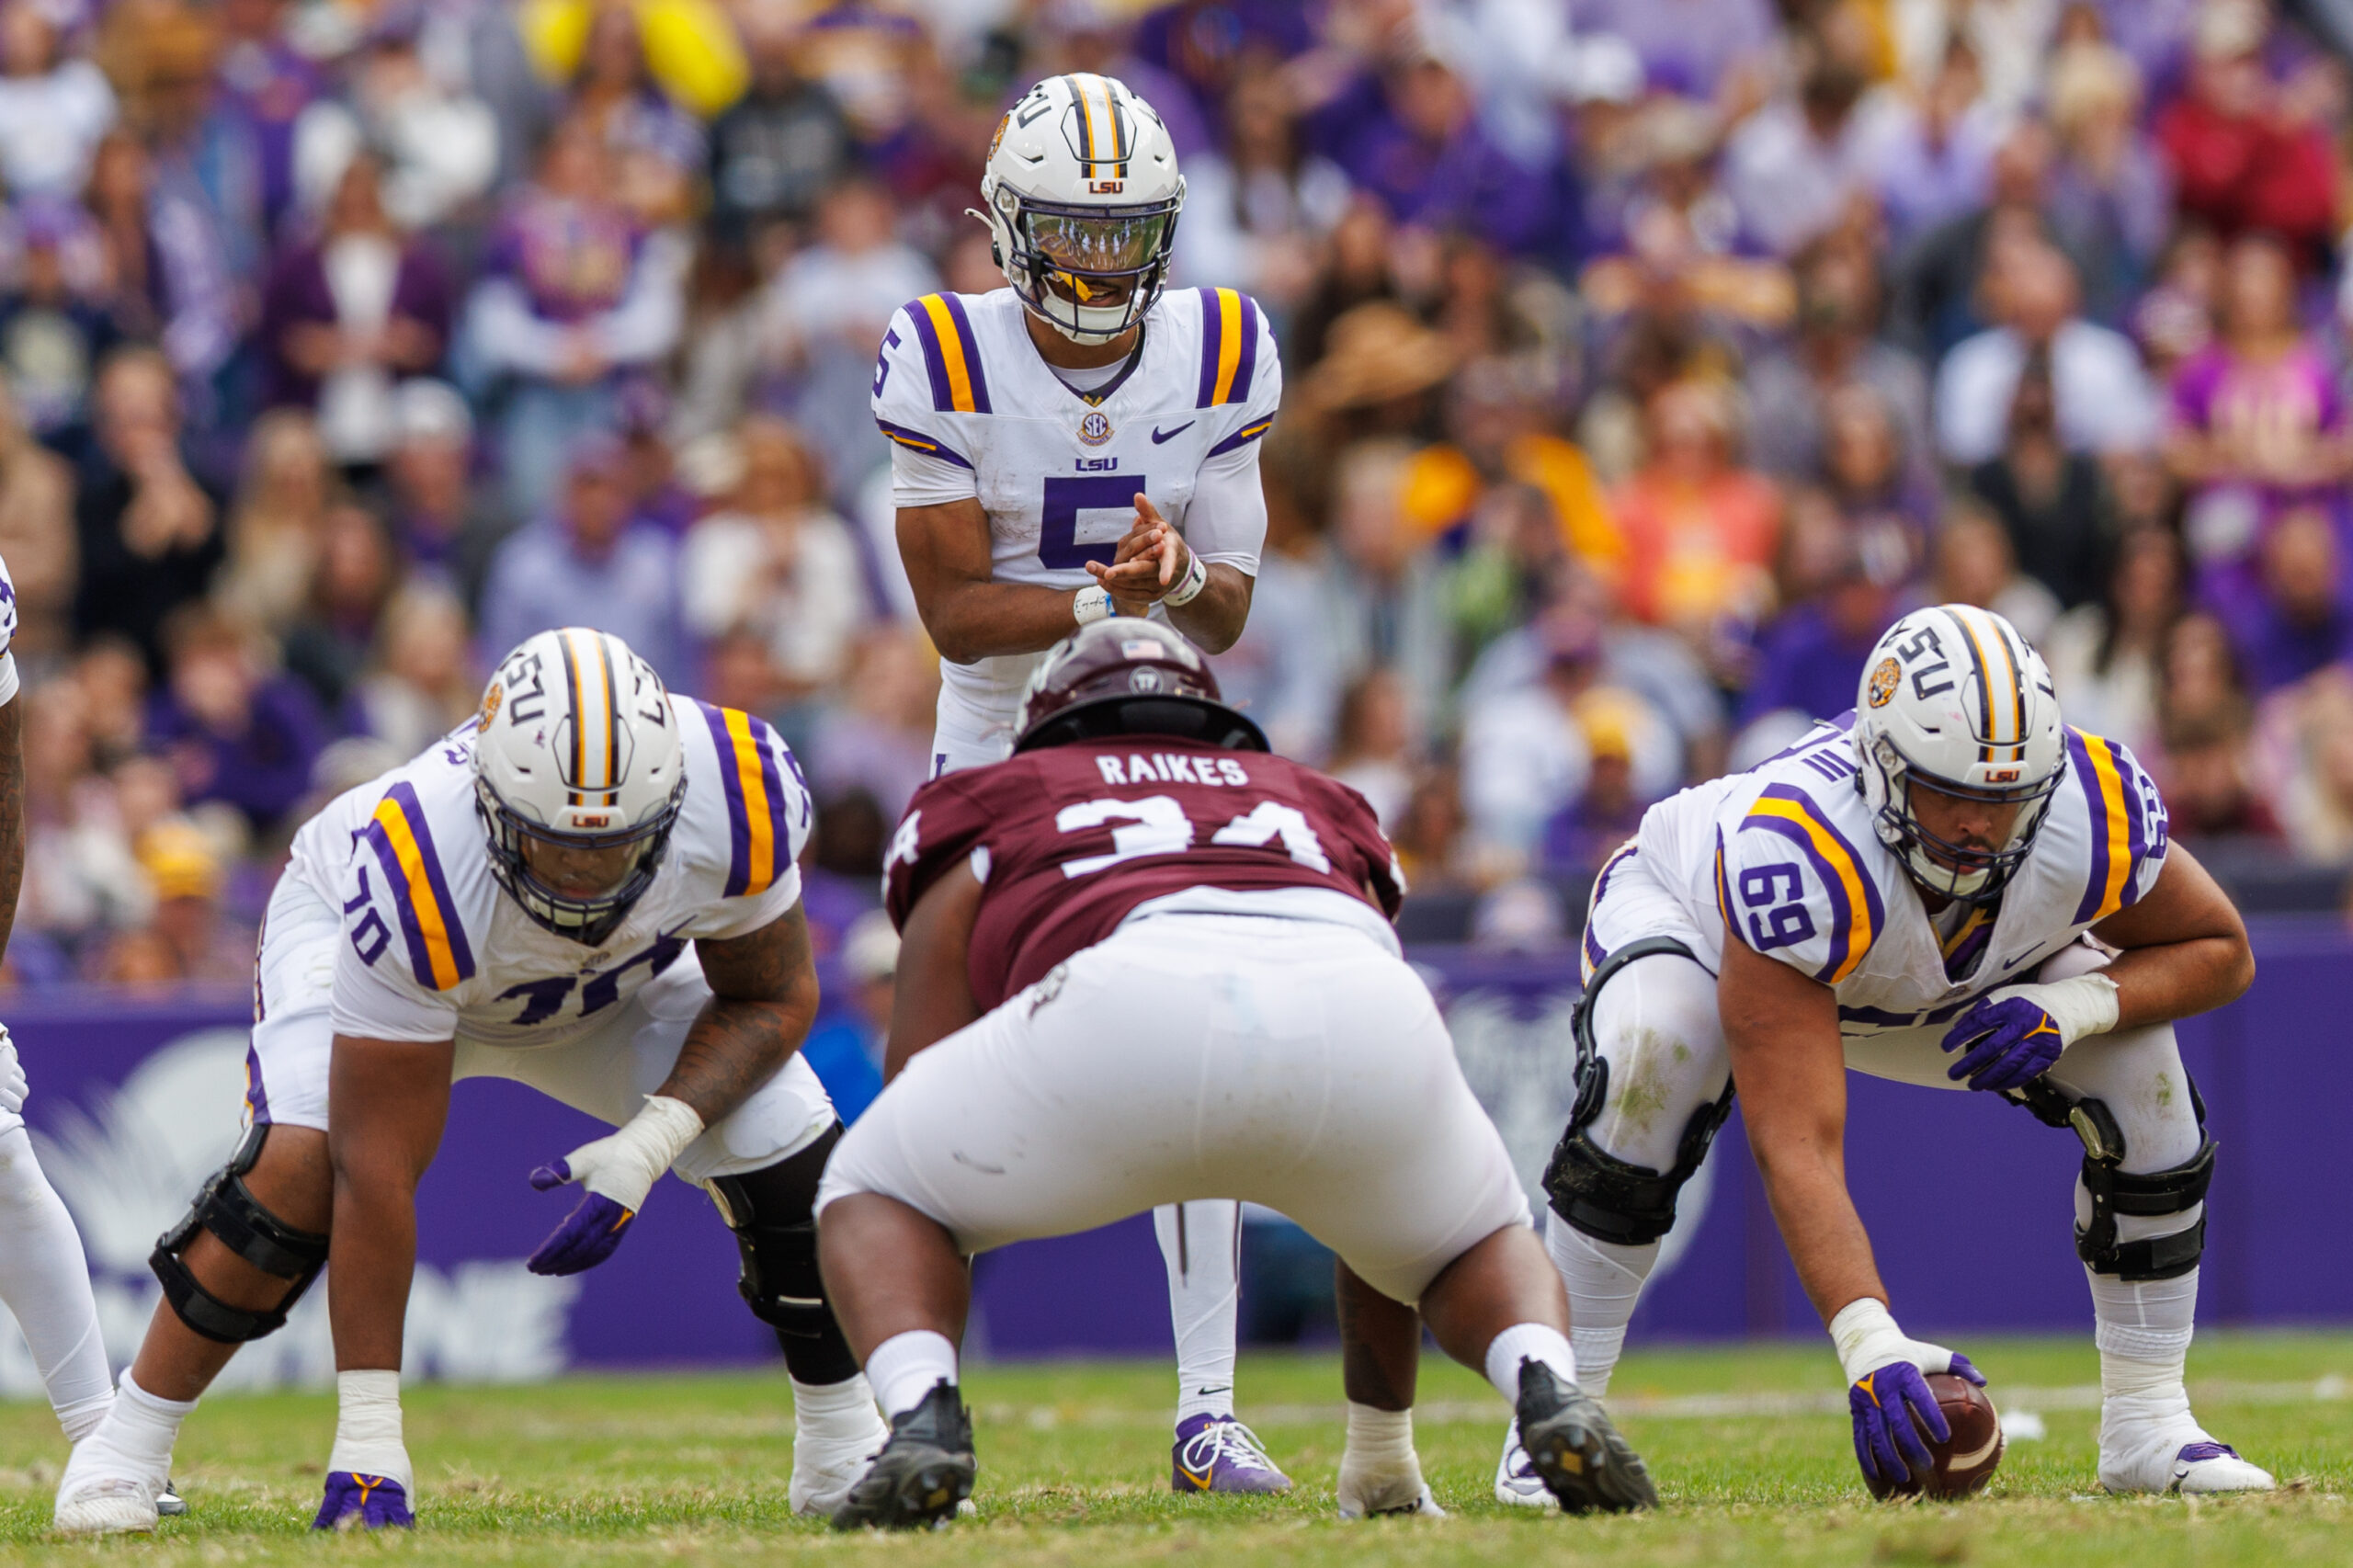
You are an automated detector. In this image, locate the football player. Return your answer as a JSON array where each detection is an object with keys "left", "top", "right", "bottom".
[
  {"left": 1493, "top": 604, "right": 2271, "bottom": 1503},
  {"left": 874, "top": 72, "right": 1287, "bottom": 1492},
  {"left": 0, "top": 559, "right": 130, "bottom": 1483},
  {"left": 815, "top": 620, "right": 1657, "bottom": 1528},
  {"left": 55, "top": 629, "right": 889, "bottom": 1533}
]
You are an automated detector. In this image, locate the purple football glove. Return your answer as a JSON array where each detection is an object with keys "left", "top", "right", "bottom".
[
  {"left": 1942, "top": 994, "right": 2068, "bottom": 1091},
  {"left": 527, "top": 1157, "right": 638, "bottom": 1276},
  {"left": 1849, "top": 1352, "right": 1985, "bottom": 1487},
  {"left": 313, "top": 1471, "right": 413, "bottom": 1530}
]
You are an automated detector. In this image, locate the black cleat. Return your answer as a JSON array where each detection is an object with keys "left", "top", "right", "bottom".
[
  {"left": 155, "top": 1480, "right": 187, "bottom": 1518},
  {"left": 829, "top": 1381, "right": 977, "bottom": 1531},
  {"left": 1514, "top": 1358, "right": 1659, "bottom": 1514}
]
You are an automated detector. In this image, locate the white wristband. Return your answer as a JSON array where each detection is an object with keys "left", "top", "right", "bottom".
[
  {"left": 614, "top": 1095, "right": 705, "bottom": 1191},
  {"left": 1829, "top": 1298, "right": 1910, "bottom": 1385},
  {"left": 1074, "top": 584, "right": 1113, "bottom": 625},
  {"left": 2024, "top": 972, "right": 2120, "bottom": 1045},
  {"left": 327, "top": 1369, "right": 413, "bottom": 1492},
  {"left": 0, "top": 652, "right": 18, "bottom": 708},
  {"left": 1164, "top": 548, "right": 1210, "bottom": 607}
]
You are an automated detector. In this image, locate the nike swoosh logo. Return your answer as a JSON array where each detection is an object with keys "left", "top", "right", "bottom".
[
  {"left": 1178, "top": 1464, "right": 1212, "bottom": 1489},
  {"left": 1152, "top": 422, "right": 1194, "bottom": 443},
  {"left": 2000, "top": 949, "right": 2040, "bottom": 972}
]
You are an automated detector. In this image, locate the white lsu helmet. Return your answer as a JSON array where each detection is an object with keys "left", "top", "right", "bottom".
[
  {"left": 975, "top": 72, "right": 1184, "bottom": 342},
  {"left": 472, "top": 627, "right": 687, "bottom": 946},
  {"left": 1853, "top": 604, "right": 2066, "bottom": 904}
]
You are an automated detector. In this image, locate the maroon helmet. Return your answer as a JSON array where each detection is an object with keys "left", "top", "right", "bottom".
[{"left": 1013, "top": 619, "right": 1267, "bottom": 754}]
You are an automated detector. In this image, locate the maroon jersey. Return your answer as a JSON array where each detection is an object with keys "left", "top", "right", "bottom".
[{"left": 884, "top": 741, "right": 1404, "bottom": 1010}]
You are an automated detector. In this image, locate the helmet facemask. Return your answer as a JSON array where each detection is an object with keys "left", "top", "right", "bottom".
[
  {"left": 1862, "top": 733, "right": 2067, "bottom": 906},
  {"left": 475, "top": 775, "right": 685, "bottom": 948},
  {"left": 983, "top": 181, "right": 1181, "bottom": 342}
]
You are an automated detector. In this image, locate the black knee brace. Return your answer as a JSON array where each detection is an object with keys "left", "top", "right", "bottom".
[
  {"left": 1541, "top": 937, "right": 1733, "bottom": 1248},
  {"left": 2011, "top": 1078, "right": 2214, "bottom": 1281},
  {"left": 706, "top": 1122, "right": 859, "bottom": 1385},
  {"left": 151, "top": 1123, "right": 331, "bottom": 1344}
]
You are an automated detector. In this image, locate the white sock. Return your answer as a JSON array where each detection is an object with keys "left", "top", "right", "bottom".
[
  {"left": 0, "top": 1128, "right": 115, "bottom": 1437},
  {"left": 2091, "top": 1264, "right": 2200, "bottom": 1440},
  {"left": 1483, "top": 1323, "right": 1576, "bottom": 1404},
  {"left": 864, "top": 1330, "right": 958, "bottom": 1420},
  {"left": 67, "top": 1365, "right": 190, "bottom": 1487},
  {"left": 325, "top": 1369, "right": 412, "bottom": 1493},
  {"left": 1155, "top": 1201, "right": 1241, "bottom": 1424},
  {"left": 1544, "top": 1210, "right": 1655, "bottom": 1400},
  {"left": 791, "top": 1372, "right": 886, "bottom": 1443}
]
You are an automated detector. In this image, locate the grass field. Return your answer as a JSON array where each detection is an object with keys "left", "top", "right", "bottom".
[{"left": 0, "top": 1333, "right": 2347, "bottom": 1565}]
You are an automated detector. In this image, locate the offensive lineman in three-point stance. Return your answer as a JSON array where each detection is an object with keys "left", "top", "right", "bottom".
[
  {"left": 1496, "top": 604, "right": 2270, "bottom": 1502},
  {"left": 57, "top": 629, "right": 886, "bottom": 1532}
]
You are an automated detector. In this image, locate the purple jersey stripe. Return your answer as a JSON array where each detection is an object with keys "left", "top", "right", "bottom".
[
  {"left": 904, "top": 301, "right": 955, "bottom": 413},
  {"left": 698, "top": 700, "right": 755, "bottom": 897},
  {"left": 389, "top": 782, "right": 472, "bottom": 981},
  {"left": 244, "top": 1045, "right": 272, "bottom": 1125},
  {"left": 1195, "top": 287, "right": 1220, "bottom": 407},
  {"left": 1230, "top": 293, "right": 1259, "bottom": 403},
  {"left": 1206, "top": 417, "right": 1272, "bottom": 458},
  {"left": 1744, "top": 814, "right": 1854, "bottom": 983},
  {"left": 2067, "top": 730, "right": 2108, "bottom": 925},
  {"left": 365, "top": 818, "right": 439, "bottom": 990},
  {"left": 939, "top": 293, "right": 992, "bottom": 414},
  {"left": 1756, "top": 782, "right": 1886, "bottom": 936},
  {"left": 1583, "top": 924, "right": 1606, "bottom": 971},
  {"left": 874, "top": 417, "right": 974, "bottom": 469}
]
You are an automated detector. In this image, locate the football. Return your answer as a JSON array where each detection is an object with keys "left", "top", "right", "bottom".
[{"left": 1867, "top": 1374, "right": 2006, "bottom": 1500}]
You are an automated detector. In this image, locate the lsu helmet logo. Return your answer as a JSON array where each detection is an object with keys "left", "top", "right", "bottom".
[
  {"left": 987, "top": 112, "right": 1008, "bottom": 163},
  {"left": 1867, "top": 658, "right": 1900, "bottom": 709},
  {"left": 480, "top": 682, "right": 504, "bottom": 728},
  {"left": 1078, "top": 411, "right": 1113, "bottom": 447}
]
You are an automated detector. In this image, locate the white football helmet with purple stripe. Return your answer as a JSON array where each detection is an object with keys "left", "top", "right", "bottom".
[
  {"left": 1852, "top": 604, "right": 2066, "bottom": 904},
  {"left": 472, "top": 627, "right": 687, "bottom": 945},
  {"left": 976, "top": 72, "right": 1185, "bottom": 343}
]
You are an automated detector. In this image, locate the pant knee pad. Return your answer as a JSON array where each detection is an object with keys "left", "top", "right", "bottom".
[
  {"left": 1544, "top": 936, "right": 1730, "bottom": 1247},
  {"left": 707, "top": 1123, "right": 859, "bottom": 1385},
  {"left": 2078, "top": 1135, "right": 2214, "bottom": 1281},
  {"left": 151, "top": 1124, "right": 329, "bottom": 1344},
  {"left": 2021, "top": 1082, "right": 2216, "bottom": 1282}
]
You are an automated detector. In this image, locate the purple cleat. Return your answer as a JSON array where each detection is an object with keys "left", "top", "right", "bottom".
[
  {"left": 313, "top": 1472, "right": 414, "bottom": 1530},
  {"left": 1171, "top": 1415, "right": 1291, "bottom": 1494}
]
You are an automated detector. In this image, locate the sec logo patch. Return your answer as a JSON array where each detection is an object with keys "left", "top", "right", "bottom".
[
  {"left": 1868, "top": 657, "right": 1900, "bottom": 708},
  {"left": 1079, "top": 412, "right": 1113, "bottom": 447}
]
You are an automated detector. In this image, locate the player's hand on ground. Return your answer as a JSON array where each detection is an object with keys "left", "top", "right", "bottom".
[
  {"left": 0, "top": 1025, "right": 25, "bottom": 1115},
  {"left": 1833, "top": 1300, "right": 1984, "bottom": 1488},
  {"left": 1939, "top": 974, "right": 2119, "bottom": 1091},
  {"left": 526, "top": 1098, "right": 703, "bottom": 1275}
]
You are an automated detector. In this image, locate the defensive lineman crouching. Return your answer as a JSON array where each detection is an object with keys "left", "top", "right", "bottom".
[
  {"left": 56, "top": 629, "right": 887, "bottom": 1532},
  {"left": 816, "top": 621, "right": 1658, "bottom": 1528}
]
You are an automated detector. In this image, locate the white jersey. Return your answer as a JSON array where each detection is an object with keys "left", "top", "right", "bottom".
[
  {"left": 872, "top": 284, "right": 1281, "bottom": 728},
  {"left": 291, "top": 699, "right": 813, "bottom": 1049},
  {"left": 1627, "top": 709, "right": 2168, "bottom": 1035}
]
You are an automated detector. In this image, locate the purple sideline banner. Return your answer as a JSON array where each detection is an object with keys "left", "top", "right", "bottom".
[{"left": 0, "top": 917, "right": 2337, "bottom": 1384}]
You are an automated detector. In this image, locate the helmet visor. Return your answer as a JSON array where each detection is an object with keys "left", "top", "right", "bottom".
[{"left": 1024, "top": 209, "right": 1172, "bottom": 276}]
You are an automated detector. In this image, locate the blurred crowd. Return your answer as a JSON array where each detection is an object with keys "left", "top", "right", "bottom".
[{"left": 14, "top": 0, "right": 2353, "bottom": 985}]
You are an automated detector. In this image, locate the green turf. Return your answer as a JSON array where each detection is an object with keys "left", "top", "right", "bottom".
[{"left": 4, "top": 1333, "right": 2350, "bottom": 1565}]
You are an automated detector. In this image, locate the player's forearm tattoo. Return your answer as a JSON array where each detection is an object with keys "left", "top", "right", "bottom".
[
  {"left": 659, "top": 904, "right": 819, "bottom": 1126},
  {"left": 0, "top": 697, "right": 28, "bottom": 963}
]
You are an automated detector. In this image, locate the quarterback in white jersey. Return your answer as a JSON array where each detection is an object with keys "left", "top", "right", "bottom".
[
  {"left": 877, "top": 71, "right": 1288, "bottom": 1494},
  {"left": 57, "top": 629, "right": 890, "bottom": 1535},
  {"left": 1496, "top": 604, "right": 2274, "bottom": 1504}
]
